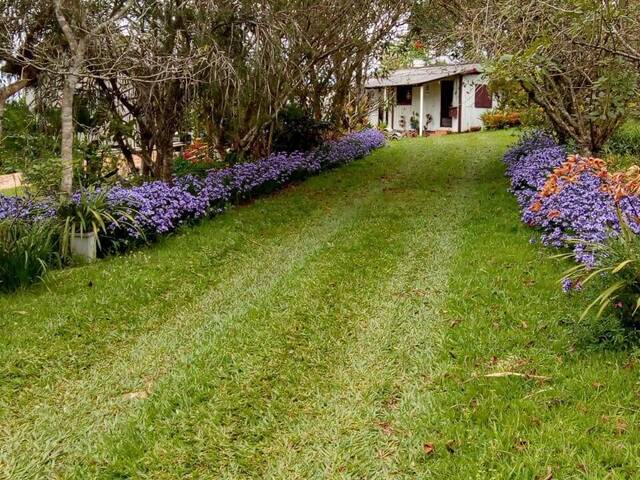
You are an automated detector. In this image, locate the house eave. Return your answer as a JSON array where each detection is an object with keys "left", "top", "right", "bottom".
[{"left": 364, "top": 63, "right": 483, "bottom": 89}]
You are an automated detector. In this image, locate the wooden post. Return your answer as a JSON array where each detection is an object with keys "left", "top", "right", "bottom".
[
  {"left": 419, "top": 84, "right": 424, "bottom": 136},
  {"left": 383, "top": 88, "right": 388, "bottom": 126},
  {"left": 458, "top": 75, "right": 463, "bottom": 133}
]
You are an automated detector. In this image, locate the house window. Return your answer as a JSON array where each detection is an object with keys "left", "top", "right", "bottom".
[
  {"left": 474, "top": 85, "right": 493, "bottom": 109},
  {"left": 396, "top": 85, "right": 412, "bottom": 105}
]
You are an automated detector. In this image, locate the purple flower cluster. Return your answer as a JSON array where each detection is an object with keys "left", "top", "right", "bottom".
[
  {"left": 503, "top": 131, "right": 566, "bottom": 208},
  {"left": 503, "top": 131, "right": 640, "bottom": 266},
  {"left": 107, "top": 129, "right": 384, "bottom": 240},
  {"left": 0, "top": 129, "right": 385, "bottom": 246},
  {"left": 0, "top": 195, "right": 56, "bottom": 223}
]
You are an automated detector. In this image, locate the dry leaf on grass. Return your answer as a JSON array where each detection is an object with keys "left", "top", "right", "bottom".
[
  {"left": 423, "top": 442, "right": 435, "bottom": 455},
  {"left": 377, "top": 421, "right": 395, "bottom": 436}
]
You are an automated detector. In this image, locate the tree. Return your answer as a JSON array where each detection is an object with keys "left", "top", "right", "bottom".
[
  {"left": 92, "top": 0, "right": 233, "bottom": 180},
  {"left": 295, "top": 0, "right": 407, "bottom": 131},
  {"left": 196, "top": 0, "right": 407, "bottom": 158},
  {"left": 53, "top": 0, "right": 135, "bottom": 197},
  {"left": 412, "top": 0, "right": 640, "bottom": 154},
  {"left": 572, "top": 0, "right": 640, "bottom": 65},
  {"left": 0, "top": 1, "right": 56, "bottom": 143}
]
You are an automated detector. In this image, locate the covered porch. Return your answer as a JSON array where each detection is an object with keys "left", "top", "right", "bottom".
[{"left": 365, "top": 63, "right": 488, "bottom": 135}]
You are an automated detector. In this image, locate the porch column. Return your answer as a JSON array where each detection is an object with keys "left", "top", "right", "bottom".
[
  {"left": 383, "top": 87, "right": 388, "bottom": 126},
  {"left": 419, "top": 84, "right": 424, "bottom": 136}
]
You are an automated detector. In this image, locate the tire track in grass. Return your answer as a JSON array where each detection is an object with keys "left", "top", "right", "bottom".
[
  {"left": 0, "top": 192, "right": 326, "bottom": 405},
  {"left": 65, "top": 142, "right": 462, "bottom": 478},
  {"left": 383, "top": 134, "right": 529, "bottom": 478},
  {"left": 0, "top": 147, "right": 407, "bottom": 479},
  {"left": 0, "top": 164, "right": 373, "bottom": 407},
  {"left": 1, "top": 186, "right": 369, "bottom": 479},
  {"left": 259, "top": 135, "right": 498, "bottom": 479},
  {"left": 261, "top": 195, "right": 463, "bottom": 479}
]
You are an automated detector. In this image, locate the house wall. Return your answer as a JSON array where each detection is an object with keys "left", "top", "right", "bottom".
[
  {"left": 373, "top": 81, "right": 450, "bottom": 131},
  {"left": 460, "top": 73, "right": 493, "bottom": 132},
  {"left": 367, "top": 74, "right": 489, "bottom": 132}
]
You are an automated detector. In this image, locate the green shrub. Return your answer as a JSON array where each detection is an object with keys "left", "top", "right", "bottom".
[
  {"left": 605, "top": 119, "right": 640, "bottom": 157},
  {"left": 173, "top": 155, "right": 219, "bottom": 177},
  {"left": 271, "top": 105, "right": 329, "bottom": 153},
  {"left": 0, "top": 219, "right": 60, "bottom": 292},
  {"left": 22, "top": 157, "right": 63, "bottom": 195},
  {"left": 519, "top": 106, "right": 548, "bottom": 130},
  {"left": 481, "top": 109, "right": 521, "bottom": 130},
  {"left": 22, "top": 153, "right": 106, "bottom": 196},
  {"left": 0, "top": 99, "right": 60, "bottom": 175}
]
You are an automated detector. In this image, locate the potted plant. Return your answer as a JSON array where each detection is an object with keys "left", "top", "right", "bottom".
[
  {"left": 58, "top": 188, "right": 138, "bottom": 263},
  {"left": 410, "top": 112, "right": 420, "bottom": 131},
  {"left": 410, "top": 113, "right": 433, "bottom": 135}
]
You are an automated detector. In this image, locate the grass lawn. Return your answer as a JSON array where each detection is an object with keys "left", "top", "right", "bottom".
[
  {"left": 0, "top": 185, "right": 24, "bottom": 196},
  {"left": 2, "top": 130, "right": 640, "bottom": 478}
]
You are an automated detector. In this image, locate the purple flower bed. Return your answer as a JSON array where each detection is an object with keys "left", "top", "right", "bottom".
[
  {"left": 503, "top": 132, "right": 640, "bottom": 266},
  {"left": 0, "top": 129, "right": 385, "bottom": 246},
  {"left": 504, "top": 131, "right": 567, "bottom": 209},
  {"left": 0, "top": 195, "right": 56, "bottom": 223}
]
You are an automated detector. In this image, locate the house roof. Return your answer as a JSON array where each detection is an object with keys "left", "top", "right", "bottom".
[{"left": 364, "top": 63, "right": 483, "bottom": 88}]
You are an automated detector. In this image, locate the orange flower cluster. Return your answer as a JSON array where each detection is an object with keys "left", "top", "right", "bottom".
[
  {"left": 610, "top": 165, "right": 640, "bottom": 200},
  {"left": 535, "top": 155, "right": 639, "bottom": 206}
]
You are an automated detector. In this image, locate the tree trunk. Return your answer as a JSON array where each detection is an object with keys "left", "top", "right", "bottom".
[
  {"left": 141, "top": 150, "right": 153, "bottom": 177},
  {"left": 113, "top": 130, "right": 138, "bottom": 175},
  {"left": 156, "top": 138, "right": 174, "bottom": 182},
  {"left": 59, "top": 71, "right": 78, "bottom": 199},
  {"left": 0, "top": 99, "right": 5, "bottom": 146}
]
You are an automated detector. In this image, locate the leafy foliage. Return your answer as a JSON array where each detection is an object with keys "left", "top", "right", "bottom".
[
  {"left": 0, "top": 100, "right": 60, "bottom": 176},
  {"left": 271, "top": 105, "right": 329, "bottom": 153},
  {"left": 605, "top": 119, "right": 640, "bottom": 157},
  {"left": 0, "top": 218, "right": 59, "bottom": 292},
  {"left": 481, "top": 109, "right": 521, "bottom": 130},
  {"left": 559, "top": 216, "right": 640, "bottom": 325}
]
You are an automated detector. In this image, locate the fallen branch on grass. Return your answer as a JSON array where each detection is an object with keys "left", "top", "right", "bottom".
[{"left": 484, "top": 372, "right": 551, "bottom": 381}]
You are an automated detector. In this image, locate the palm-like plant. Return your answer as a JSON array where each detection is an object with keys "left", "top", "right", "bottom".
[
  {"left": 58, "top": 188, "right": 139, "bottom": 258},
  {"left": 0, "top": 218, "right": 60, "bottom": 291},
  {"left": 558, "top": 212, "right": 640, "bottom": 323}
]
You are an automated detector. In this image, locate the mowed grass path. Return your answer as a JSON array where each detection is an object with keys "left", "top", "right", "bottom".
[{"left": 2, "top": 131, "right": 640, "bottom": 478}]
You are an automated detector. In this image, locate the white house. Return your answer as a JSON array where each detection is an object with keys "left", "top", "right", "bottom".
[{"left": 365, "top": 63, "right": 494, "bottom": 134}]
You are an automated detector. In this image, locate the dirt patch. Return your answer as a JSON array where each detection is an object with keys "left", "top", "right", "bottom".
[{"left": 0, "top": 172, "right": 23, "bottom": 191}]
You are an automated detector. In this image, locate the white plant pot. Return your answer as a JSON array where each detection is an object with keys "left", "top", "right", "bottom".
[{"left": 70, "top": 231, "right": 97, "bottom": 263}]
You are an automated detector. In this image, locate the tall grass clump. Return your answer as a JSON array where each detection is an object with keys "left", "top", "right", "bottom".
[
  {"left": 0, "top": 219, "right": 60, "bottom": 292},
  {"left": 606, "top": 119, "right": 640, "bottom": 158}
]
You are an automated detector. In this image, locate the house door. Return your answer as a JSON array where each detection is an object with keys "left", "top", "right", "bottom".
[{"left": 440, "top": 80, "right": 454, "bottom": 128}]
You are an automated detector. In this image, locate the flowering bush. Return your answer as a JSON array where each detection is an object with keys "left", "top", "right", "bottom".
[
  {"left": 0, "top": 129, "right": 385, "bottom": 259},
  {"left": 527, "top": 156, "right": 640, "bottom": 265},
  {"left": 505, "top": 133, "right": 640, "bottom": 258},
  {"left": 0, "top": 195, "right": 56, "bottom": 223},
  {"left": 504, "top": 131, "right": 566, "bottom": 209},
  {"left": 504, "top": 131, "right": 640, "bottom": 321},
  {"left": 481, "top": 109, "right": 522, "bottom": 130}
]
